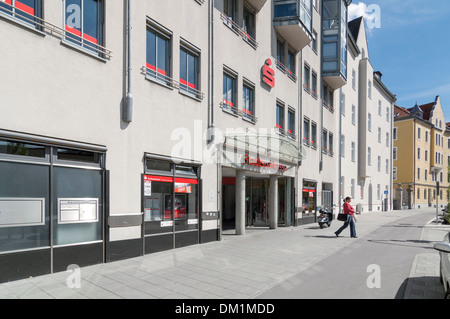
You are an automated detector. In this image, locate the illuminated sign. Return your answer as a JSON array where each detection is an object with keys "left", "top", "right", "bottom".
[
  {"left": 244, "top": 154, "right": 287, "bottom": 172},
  {"left": 262, "top": 59, "right": 275, "bottom": 88}
]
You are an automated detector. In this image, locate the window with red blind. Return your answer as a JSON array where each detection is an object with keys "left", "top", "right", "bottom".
[
  {"left": 223, "top": 70, "right": 237, "bottom": 114},
  {"left": 64, "top": 0, "right": 104, "bottom": 56},
  {"left": 0, "top": 0, "right": 42, "bottom": 29},
  {"left": 180, "top": 44, "right": 199, "bottom": 97},
  {"left": 146, "top": 20, "right": 171, "bottom": 85}
]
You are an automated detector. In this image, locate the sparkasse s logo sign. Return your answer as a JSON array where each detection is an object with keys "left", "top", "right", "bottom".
[{"left": 262, "top": 58, "right": 275, "bottom": 88}]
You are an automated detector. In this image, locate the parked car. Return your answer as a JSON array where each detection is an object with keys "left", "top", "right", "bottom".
[{"left": 434, "top": 232, "right": 450, "bottom": 299}]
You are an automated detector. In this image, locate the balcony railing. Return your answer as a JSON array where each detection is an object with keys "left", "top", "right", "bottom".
[
  {"left": 220, "top": 13, "right": 258, "bottom": 49},
  {"left": 0, "top": 2, "right": 112, "bottom": 59},
  {"left": 220, "top": 101, "right": 258, "bottom": 123},
  {"left": 275, "top": 60, "right": 297, "bottom": 82},
  {"left": 143, "top": 66, "right": 205, "bottom": 101}
]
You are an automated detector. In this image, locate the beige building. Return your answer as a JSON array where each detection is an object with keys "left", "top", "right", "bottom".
[{"left": 394, "top": 96, "right": 450, "bottom": 209}]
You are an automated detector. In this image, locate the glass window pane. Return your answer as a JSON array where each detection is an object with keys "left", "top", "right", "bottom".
[
  {"left": 146, "top": 29, "right": 156, "bottom": 69},
  {"left": 180, "top": 49, "right": 187, "bottom": 83},
  {"left": 0, "top": 162, "right": 50, "bottom": 253},
  {"left": 83, "top": 0, "right": 100, "bottom": 44},
  {"left": 57, "top": 148, "right": 100, "bottom": 164},
  {"left": 0, "top": 140, "right": 46, "bottom": 158},
  {"left": 188, "top": 53, "right": 195, "bottom": 88},
  {"left": 157, "top": 36, "right": 167, "bottom": 75},
  {"left": 53, "top": 167, "right": 103, "bottom": 246}
]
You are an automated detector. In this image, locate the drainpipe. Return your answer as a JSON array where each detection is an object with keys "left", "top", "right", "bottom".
[
  {"left": 208, "top": 0, "right": 215, "bottom": 144},
  {"left": 123, "top": 0, "right": 133, "bottom": 123},
  {"left": 338, "top": 88, "right": 343, "bottom": 215}
]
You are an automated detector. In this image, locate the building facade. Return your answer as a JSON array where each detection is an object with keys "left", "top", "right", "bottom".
[
  {"left": 0, "top": 0, "right": 395, "bottom": 283},
  {"left": 393, "top": 96, "right": 450, "bottom": 209}
]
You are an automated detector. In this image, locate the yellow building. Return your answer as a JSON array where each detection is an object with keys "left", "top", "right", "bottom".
[{"left": 393, "top": 96, "right": 450, "bottom": 209}]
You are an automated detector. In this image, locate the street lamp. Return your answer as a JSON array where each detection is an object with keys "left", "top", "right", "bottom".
[{"left": 432, "top": 167, "right": 443, "bottom": 224}]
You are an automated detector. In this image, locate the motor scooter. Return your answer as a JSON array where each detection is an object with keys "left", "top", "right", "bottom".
[{"left": 318, "top": 207, "right": 333, "bottom": 228}]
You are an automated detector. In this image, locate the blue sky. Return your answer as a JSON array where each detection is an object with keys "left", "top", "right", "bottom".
[{"left": 348, "top": 0, "right": 450, "bottom": 121}]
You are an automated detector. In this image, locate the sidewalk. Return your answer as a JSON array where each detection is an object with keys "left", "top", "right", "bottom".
[
  {"left": 0, "top": 209, "right": 448, "bottom": 299},
  {"left": 403, "top": 217, "right": 450, "bottom": 299}
]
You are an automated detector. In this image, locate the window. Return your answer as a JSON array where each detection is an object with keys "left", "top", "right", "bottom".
[
  {"left": 340, "top": 93, "right": 345, "bottom": 116},
  {"left": 242, "top": 81, "right": 255, "bottom": 121},
  {"left": 377, "top": 184, "right": 381, "bottom": 200},
  {"left": 386, "top": 107, "right": 390, "bottom": 122},
  {"left": 64, "top": 0, "right": 104, "bottom": 56},
  {"left": 377, "top": 127, "right": 381, "bottom": 143},
  {"left": 351, "top": 179, "right": 355, "bottom": 198},
  {"left": 417, "top": 127, "right": 421, "bottom": 139},
  {"left": 425, "top": 130, "right": 428, "bottom": 142},
  {"left": 303, "top": 117, "right": 310, "bottom": 145},
  {"left": 377, "top": 156, "right": 381, "bottom": 172},
  {"left": 224, "top": 0, "right": 236, "bottom": 22},
  {"left": 223, "top": 69, "right": 237, "bottom": 113},
  {"left": 424, "top": 169, "right": 428, "bottom": 181},
  {"left": 368, "top": 79, "right": 372, "bottom": 99},
  {"left": 180, "top": 42, "right": 200, "bottom": 98},
  {"left": 351, "top": 141, "right": 355, "bottom": 162},
  {"left": 393, "top": 147, "right": 397, "bottom": 160},
  {"left": 340, "top": 135, "right": 345, "bottom": 157},
  {"left": 276, "top": 102, "right": 285, "bottom": 133},
  {"left": 393, "top": 167, "right": 397, "bottom": 180},
  {"left": 322, "top": 129, "right": 328, "bottom": 154},
  {"left": 417, "top": 188, "right": 420, "bottom": 200},
  {"left": 425, "top": 150, "right": 428, "bottom": 162},
  {"left": 393, "top": 127, "right": 398, "bottom": 140},
  {"left": 146, "top": 20, "right": 171, "bottom": 84},
  {"left": 0, "top": 0, "right": 42, "bottom": 29},
  {"left": 287, "top": 49, "right": 296, "bottom": 79},
  {"left": 385, "top": 159, "right": 389, "bottom": 174},
  {"left": 288, "top": 109, "right": 295, "bottom": 138},
  {"left": 304, "top": 64, "right": 310, "bottom": 92},
  {"left": 352, "top": 69, "right": 356, "bottom": 90},
  {"left": 311, "top": 71, "right": 318, "bottom": 97},
  {"left": 378, "top": 100, "right": 382, "bottom": 116},
  {"left": 277, "top": 39, "right": 285, "bottom": 65},
  {"left": 417, "top": 167, "right": 420, "bottom": 180},
  {"left": 328, "top": 132, "right": 334, "bottom": 155},
  {"left": 368, "top": 113, "right": 372, "bottom": 131},
  {"left": 368, "top": 147, "right": 371, "bottom": 166},
  {"left": 311, "top": 122, "right": 317, "bottom": 149},
  {"left": 243, "top": 5, "right": 255, "bottom": 41},
  {"left": 352, "top": 105, "right": 356, "bottom": 125},
  {"left": 0, "top": 139, "right": 46, "bottom": 158},
  {"left": 417, "top": 147, "right": 421, "bottom": 160},
  {"left": 312, "top": 30, "right": 318, "bottom": 52},
  {"left": 386, "top": 133, "right": 389, "bottom": 147}
]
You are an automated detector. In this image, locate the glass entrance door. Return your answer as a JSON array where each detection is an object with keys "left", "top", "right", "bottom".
[{"left": 246, "top": 179, "right": 269, "bottom": 227}]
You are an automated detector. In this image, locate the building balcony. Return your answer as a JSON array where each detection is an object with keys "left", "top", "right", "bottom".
[
  {"left": 246, "top": 0, "right": 268, "bottom": 11},
  {"left": 273, "top": 0, "right": 312, "bottom": 51},
  {"left": 322, "top": 72, "right": 347, "bottom": 90}
]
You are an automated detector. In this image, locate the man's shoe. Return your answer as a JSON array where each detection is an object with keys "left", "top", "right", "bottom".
[
  {"left": 351, "top": 236, "right": 358, "bottom": 238},
  {"left": 335, "top": 232, "right": 339, "bottom": 237}
]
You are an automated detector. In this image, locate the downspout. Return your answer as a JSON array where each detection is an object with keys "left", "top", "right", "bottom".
[
  {"left": 208, "top": 0, "right": 215, "bottom": 144},
  {"left": 123, "top": 0, "right": 133, "bottom": 122},
  {"left": 339, "top": 88, "right": 342, "bottom": 215},
  {"left": 296, "top": 49, "right": 303, "bottom": 225}
]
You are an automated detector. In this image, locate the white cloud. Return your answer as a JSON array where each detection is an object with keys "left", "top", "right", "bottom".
[{"left": 348, "top": 2, "right": 368, "bottom": 21}]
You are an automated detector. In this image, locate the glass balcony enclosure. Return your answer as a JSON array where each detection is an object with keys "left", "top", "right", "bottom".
[
  {"left": 273, "top": 0, "right": 312, "bottom": 51},
  {"left": 322, "top": 0, "right": 350, "bottom": 90}
]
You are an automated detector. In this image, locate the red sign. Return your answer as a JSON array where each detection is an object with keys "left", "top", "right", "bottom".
[
  {"left": 244, "top": 154, "right": 287, "bottom": 172},
  {"left": 262, "top": 59, "right": 275, "bottom": 88}
]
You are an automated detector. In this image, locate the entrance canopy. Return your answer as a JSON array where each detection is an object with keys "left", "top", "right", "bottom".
[{"left": 222, "top": 132, "right": 304, "bottom": 165}]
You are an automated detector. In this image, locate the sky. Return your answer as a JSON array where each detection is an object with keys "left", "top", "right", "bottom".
[{"left": 348, "top": 0, "right": 450, "bottom": 121}]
